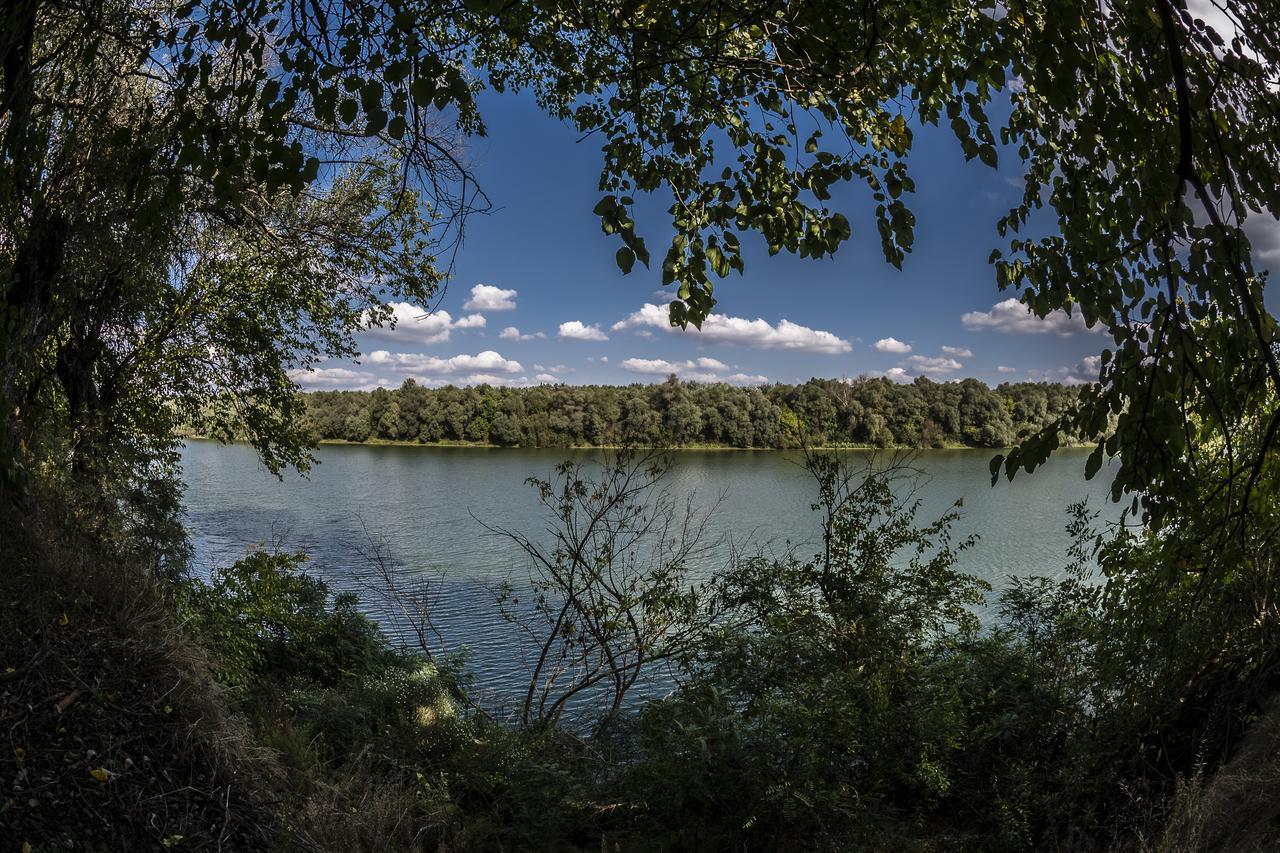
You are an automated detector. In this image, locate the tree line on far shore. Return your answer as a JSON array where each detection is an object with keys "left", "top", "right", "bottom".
[{"left": 298, "top": 375, "right": 1084, "bottom": 449}]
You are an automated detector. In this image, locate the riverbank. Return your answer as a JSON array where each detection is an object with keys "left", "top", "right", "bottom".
[{"left": 184, "top": 434, "right": 1019, "bottom": 452}]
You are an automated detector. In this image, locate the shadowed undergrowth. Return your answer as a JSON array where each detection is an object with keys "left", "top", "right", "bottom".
[{"left": 0, "top": 499, "right": 281, "bottom": 850}]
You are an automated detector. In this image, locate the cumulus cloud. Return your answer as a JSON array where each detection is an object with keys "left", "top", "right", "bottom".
[
  {"left": 941, "top": 346, "right": 973, "bottom": 357},
  {"left": 996, "top": 365, "right": 1017, "bottom": 374},
  {"left": 364, "top": 302, "right": 486, "bottom": 345},
  {"left": 904, "top": 355, "right": 963, "bottom": 376},
  {"left": 619, "top": 355, "right": 758, "bottom": 383},
  {"left": 458, "top": 373, "right": 534, "bottom": 387},
  {"left": 1029, "top": 355, "right": 1102, "bottom": 386},
  {"left": 287, "top": 366, "right": 375, "bottom": 389},
  {"left": 1245, "top": 213, "right": 1280, "bottom": 264},
  {"left": 863, "top": 366, "right": 913, "bottom": 383},
  {"left": 612, "top": 303, "right": 851, "bottom": 354},
  {"left": 464, "top": 284, "right": 518, "bottom": 311},
  {"left": 367, "top": 349, "right": 523, "bottom": 375},
  {"left": 558, "top": 320, "right": 609, "bottom": 341},
  {"left": 620, "top": 356, "right": 729, "bottom": 376},
  {"left": 618, "top": 359, "right": 663, "bottom": 375},
  {"left": 961, "top": 298, "right": 1095, "bottom": 336},
  {"left": 535, "top": 373, "right": 560, "bottom": 384},
  {"left": 873, "top": 337, "right": 912, "bottom": 354},
  {"left": 499, "top": 326, "right": 545, "bottom": 341},
  {"left": 1186, "top": 0, "right": 1240, "bottom": 43}
]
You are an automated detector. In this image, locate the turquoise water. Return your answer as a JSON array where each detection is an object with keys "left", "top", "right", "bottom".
[{"left": 180, "top": 442, "right": 1119, "bottom": 703}]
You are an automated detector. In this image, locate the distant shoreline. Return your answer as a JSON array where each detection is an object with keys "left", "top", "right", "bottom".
[{"left": 181, "top": 435, "right": 1085, "bottom": 453}]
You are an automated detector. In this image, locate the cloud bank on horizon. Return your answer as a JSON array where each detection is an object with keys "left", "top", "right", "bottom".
[{"left": 288, "top": 286, "right": 1110, "bottom": 392}]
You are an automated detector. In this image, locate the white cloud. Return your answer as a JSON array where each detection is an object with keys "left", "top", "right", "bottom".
[
  {"left": 459, "top": 373, "right": 533, "bottom": 387},
  {"left": 287, "top": 366, "right": 375, "bottom": 388},
  {"left": 996, "top": 365, "right": 1017, "bottom": 374},
  {"left": 1245, "top": 213, "right": 1280, "bottom": 263},
  {"left": 367, "top": 349, "right": 523, "bottom": 375},
  {"left": 1186, "top": 0, "right": 1240, "bottom": 43},
  {"left": 499, "top": 326, "right": 545, "bottom": 341},
  {"left": 613, "top": 303, "right": 851, "bottom": 354},
  {"left": 961, "top": 298, "right": 1094, "bottom": 336},
  {"left": 864, "top": 366, "right": 913, "bottom": 383},
  {"left": 621, "top": 357, "right": 729, "bottom": 374},
  {"left": 904, "top": 355, "right": 963, "bottom": 376},
  {"left": 873, "top": 337, "right": 912, "bottom": 354},
  {"left": 620, "top": 358, "right": 681, "bottom": 375},
  {"left": 558, "top": 320, "right": 609, "bottom": 342},
  {"left": 464, "top": 284, "right": 518, "bottom": 311},
  {"left": 364, "top": 302, "right": 486, "bottom": 345},
  {"left": 1028, "top": 355, "right": 1102, "bottom": 386},
  {"left": 620, "top": 355, "right": 751, "bottom": 382},
  {"left": 535, "top": 373, "right": 559, "bottom": 384},
  {"left": 941, "top": 346, "right": 973, "bottom": 357}
]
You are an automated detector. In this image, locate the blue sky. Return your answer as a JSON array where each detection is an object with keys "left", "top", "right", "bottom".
[{"left": 293, "top": 90, "right": 1116, "bottom": 392}]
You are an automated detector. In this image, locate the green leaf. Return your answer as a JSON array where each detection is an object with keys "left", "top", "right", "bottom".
[
  {"left": 1085, "top": 445, "right": 1104, "bottom": 480},
  {"left": 616, "top": 247, "right": 636, "bottom": 274}
]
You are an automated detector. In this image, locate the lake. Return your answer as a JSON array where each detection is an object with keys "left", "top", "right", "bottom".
[{"left": 180, "top": 441, "right": 1119, "bottom": 706}]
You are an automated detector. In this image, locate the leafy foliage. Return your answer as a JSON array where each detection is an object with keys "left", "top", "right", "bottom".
[
  {"left": 619, "top": 453, "right": 989, "bottom": 848},
  {"left": 5, "top": 0, "right": 1280, "bottom": 848},
  {"left": 181, "top": 551, "right": 404, "bottom": 688},
  {"left": 297, "top": 376, "right": 1085, "bottom": 449}
]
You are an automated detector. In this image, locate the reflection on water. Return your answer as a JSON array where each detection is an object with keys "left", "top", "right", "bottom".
[{"left": 181, "top": 441, "right": 1119, "bottom": 705}]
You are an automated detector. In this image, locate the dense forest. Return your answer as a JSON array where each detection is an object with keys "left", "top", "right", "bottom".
[{"left": 300, "top": 377, "right": 1083, "bottom": 449}]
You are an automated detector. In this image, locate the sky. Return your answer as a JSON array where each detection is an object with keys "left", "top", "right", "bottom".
[{"left": 292, "top": 49, "right": 1276, "bottom": 392}]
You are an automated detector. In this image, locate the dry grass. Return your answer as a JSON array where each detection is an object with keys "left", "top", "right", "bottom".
[
  {"left": 293, "top": 756, "right": 439, "bottom": 853},
  {"left": 1150, "top": 698, "right": 1280, "bottom": 853},
  {"left": 0, "top": 495, "right": 285, "bottom": 850}
]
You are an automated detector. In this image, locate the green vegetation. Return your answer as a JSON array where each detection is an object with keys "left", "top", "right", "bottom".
[
  {"left": 4, "top": 0, "right": 1280, "bottom": 849},
  {"left": 12, "top": 448, "right": 1278, "bottom": 849},
  {"left": 299, "top": 377, "right": 1084, "bottom": 449}
]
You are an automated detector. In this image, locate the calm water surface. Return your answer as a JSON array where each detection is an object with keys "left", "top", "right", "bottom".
[{"left": 180, "top": 441, "right": 1119, "bottom": 703}]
